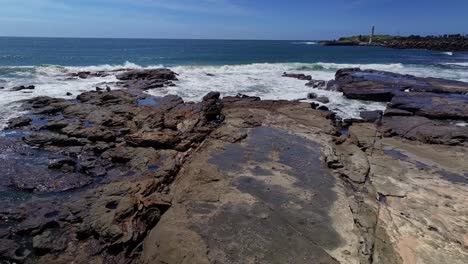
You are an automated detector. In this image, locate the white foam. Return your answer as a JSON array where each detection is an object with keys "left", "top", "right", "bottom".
[
  {"left": 315, "top": 62, "right": 405, "bottom": 71},
  {"left": 144, "top": 63, "right": 387, "bottom": 119},
  {"left": 444, "top": 62, "right": 468, "bottom": 66},
  {"left": 2, "top": 61, "right": 468, "bottom": 129},
  {"left": 442, "top": 52, "right": 454, "bottom": 56},
  {"left": 292, "top": 41, "right": 318, "bottom": 45}
]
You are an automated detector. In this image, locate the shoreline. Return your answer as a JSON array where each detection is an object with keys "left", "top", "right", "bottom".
[
  {"left": 0, "top": 67, "right": 468, "bottom": 263},
  {"left": 321, "top": 35, "right": 468, "bottom": 51}
]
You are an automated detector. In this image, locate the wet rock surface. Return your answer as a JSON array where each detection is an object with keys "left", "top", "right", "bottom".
[
  {"left": 334, "top": 68, "right": 468, "bottom": 145},
  {"left": 116, "top": 68, "right": 178, "bottom": 91},
  {"left": 282, "top": 72, "right": 313, "bottom": 80},
  {"left": 0, "top": 79, "right": 223, "bottom": 263},
  {"left": 1, "top": 67, "right": 468, "bottom": 264},
  {"left": 10, "top": 85, "right": 35, "bottom": 92}
]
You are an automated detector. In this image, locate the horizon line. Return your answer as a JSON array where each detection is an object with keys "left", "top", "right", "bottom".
[{"left": 0, "top": 35, "right": 325, "bottom": 41}]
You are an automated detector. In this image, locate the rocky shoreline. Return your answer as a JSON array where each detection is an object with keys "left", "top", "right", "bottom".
[
  {"left": 321, "top": 35, "right": 468, "bottom": 52},
  {"left": 1, "top": 68, "right": 467, "bottom": 263}
]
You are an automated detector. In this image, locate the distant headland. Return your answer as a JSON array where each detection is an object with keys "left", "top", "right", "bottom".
[{"left": 321, "top": 29, "right": 468, "bottom": 51}]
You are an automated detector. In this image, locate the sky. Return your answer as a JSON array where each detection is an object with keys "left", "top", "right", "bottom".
[{"left": 0, "top": 0, "right": 467, "bottom": 40}]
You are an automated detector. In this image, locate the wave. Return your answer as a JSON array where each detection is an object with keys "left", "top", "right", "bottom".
[
  {"left": 64, "top": 61, "right": 164, "bottom": 72},
  {"left": 314, "top": 62, "right": 405, "bottom": 71},
  {"left": 2, "top": 60, "right": 468, "bottom": 129},
  {"left": 442, "top": 52, "right": 454, "bottom": 56},
  {"left": 291, "top": 41, "right": 318, "bottom": 45},
  {"left": 443, "top": 62, "right": 468, "bottom": 67}
]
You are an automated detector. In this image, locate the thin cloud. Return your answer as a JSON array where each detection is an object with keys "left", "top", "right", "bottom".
[{"left": 120, "top": 0, "right": 252, "bottom": 16}]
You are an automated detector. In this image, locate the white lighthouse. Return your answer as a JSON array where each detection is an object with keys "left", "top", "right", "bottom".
[{"left": 369, "top": 25, "right": 375, "bottom": 45}]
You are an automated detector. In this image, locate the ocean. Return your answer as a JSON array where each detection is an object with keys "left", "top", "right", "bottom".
[{"left": 1, "top": 37, "right": 468, "bottom": 127}]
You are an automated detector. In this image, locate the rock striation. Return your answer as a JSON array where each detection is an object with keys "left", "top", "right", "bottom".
[{"left": 333, "top": 68, "right": 468, "bottom": 146}]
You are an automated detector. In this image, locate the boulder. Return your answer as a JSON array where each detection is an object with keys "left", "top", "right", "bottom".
[
  {"left": 7, "top": 116, "right": 32, "bottom": 128},
  {"left": 305, "top": 80, "right": 326, "bottom": 88},
  {"left": 360, "top": 110, "right": 383, "bottom": 123},
  {"left": 11, "top": 85, "right": 35, "bottom": 91},
  {"left": 282, "top": 72, "right": 312, "bottom": 80},
  {"left": 335, "top": 68, "right": 468, "bottom": 102},
  {"left": 389, "top": 92, "right": 468, "bottom": 120},
  {"left": 307, "top": 92, "right": 318, "bottom": 99},
  {"left": 315, "top": 96, "right": 330, "bottom": 104}
]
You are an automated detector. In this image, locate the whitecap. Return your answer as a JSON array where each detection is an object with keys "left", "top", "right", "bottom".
[
  {"left": 2, "top": 61, "right": 468, "bottom": 128},
  {"left": 291, "top": 41, "right": 318, "bottom": 45},
  {"left": 443, "top": 62, "right": 468, "bottom": 67}
]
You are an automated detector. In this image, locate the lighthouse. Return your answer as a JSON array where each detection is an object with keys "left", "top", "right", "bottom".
[{"left": 369, "top": 25, "right": 375, "bottom": 45}]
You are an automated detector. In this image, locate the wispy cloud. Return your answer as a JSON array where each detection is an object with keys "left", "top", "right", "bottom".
[{"left": 118, "top": 0, "right": 252, "bottom": 16}]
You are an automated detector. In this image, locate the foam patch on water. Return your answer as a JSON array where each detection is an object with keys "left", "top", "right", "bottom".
[
  {"left": 292, "top": 41, "right": 318, "bottom": 45},
  {"left": 444, "top": 62, "right": 468, "bottom": 67}
]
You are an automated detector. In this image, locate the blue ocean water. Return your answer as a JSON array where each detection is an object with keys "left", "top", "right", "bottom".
[
  {"left": 0, "top": 37, "right": 467, "bottom": 126},
  {"left": 1, "top": 37, "right": 467, "bottom": 66}
]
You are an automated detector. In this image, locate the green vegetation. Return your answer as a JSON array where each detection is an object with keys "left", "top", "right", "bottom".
[
  {"left": 338, "top": 34, "right": 468, "bottom": 43},
  {"left": 338, "top": 35, "right": 394, "bottom": 43}
]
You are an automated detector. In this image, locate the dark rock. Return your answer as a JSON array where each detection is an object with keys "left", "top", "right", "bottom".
[
  {"left": 282, "top": 72, "right": 312, "bottom": 81},
  {"left": 48, "top": 158, "right": 76, "bottom": 173},
  {"left": 116, "top": 68, "right": 178, "bottom": 81},
  {"left": 68, "top": 71, "right": 110, "bottom": 79},
  {"left": 382, "top": 116, "right": 468, "bottom": 145},
  {"left": 384, "top": 108, "right": 414, "bottom": 117},
  {"left": 0, "top": 228, "right": 11, "bottom": 239},
  {"left": 66, "top": 92, "right": 73, "bottom": 96},
  {"left": 203, "top": 91, "right": 221, "bottom": 101},
  {"left": 307, "top": 93, "right": 318, "bottom": 99},
  {"left": 389, "top": 93, "right": 468, "bottom": 120},
  {"left": 385, "top": 39, "right": 468, "bottom": 52},
  {"left": 0, "top": 239, "right": 19, "bottom": 260},
  {"left": 7, "top": 117, "right": 32, "bottom": 128},
  {"left": 41, "top": 119, "right": 69, "bottom": 130},
  {"left": 335, "top": 68, "right": 468, "bottom": 102},
  {"left": 11, "top": 85, "right": 35, "bottom": 91},
  {"left": 114, "top": 68, "right": 178, "bottom": 91},
  {"left": 24, "top": 133, "right": 87, "bottom": 147},
  {"left": 318, "top": 105, "right": 329, "bottom": 111},
  {"left": 33, "top": 229, "right": 69, "bottom": 254},
  {"left": 342, "top": 118, "right": 364, "bottom": 128},
  {"left": 360, "top": 110, "right": 383, "bottom": 123},
  {"left": 316, "top": 96, "right": 330, "bottom": 104},
  {"left": 223, "top": 94, "right": 261, "bottom": 104},
  {"left": 306, "top": 80, "right": 326, "bottom": 88}
]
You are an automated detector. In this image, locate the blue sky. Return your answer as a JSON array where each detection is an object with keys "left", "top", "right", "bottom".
[{"left": 1, "top": 0, "right": 467, "bottom": 39}]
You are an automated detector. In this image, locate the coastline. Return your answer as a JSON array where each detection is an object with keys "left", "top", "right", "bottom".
[
  {"left": 1, "top": 67, "right": 467, "bottom": 263},
  {"left": 321, "top": 35, "right": 468, "bottom": 51}
]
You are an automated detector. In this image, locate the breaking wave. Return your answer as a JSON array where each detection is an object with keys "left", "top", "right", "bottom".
[
  {"left": 1, "top": 60, "right": 468, "bottom": 128},
  {"left": 292, "top": 41, "right": 318, "bottom": 45}
]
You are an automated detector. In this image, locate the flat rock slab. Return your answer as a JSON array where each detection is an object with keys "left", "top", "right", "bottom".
[
  {"left": 335, "top": 68, "right": 468, "bottom": 123},
  {"left": 369, "top": 137, "right": 468, "bottom": 264},
  {"left": 206, "top": 127, "right": 340, "bottom": 263},
  {"left": 336, "top": 69, "right": 468, "bottom": 100},
  {"left": 142, "top": 102, "right": 360, "bottom": 264}
]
